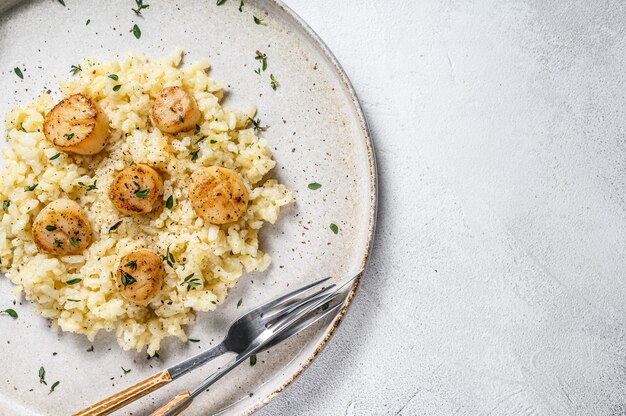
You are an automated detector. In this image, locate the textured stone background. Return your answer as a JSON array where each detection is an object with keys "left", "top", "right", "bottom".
[{"left": 260, "top": 1, "right": 626, "bottom": 415}]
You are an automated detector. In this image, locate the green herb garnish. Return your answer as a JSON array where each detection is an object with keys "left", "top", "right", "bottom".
[
  {"left": 49, "top": 381, "right": 60, "bottom": 394},
  {"left": 24, "top": 184, "right": 38, "bottom": 192},
  {"left": 190, "top": 150, "right": 200, "bottom": 161},
  {"left": 270, "top": 73, "right": 278, "bottom": 90},
  {"left": 86, "top": 19, "right": 90, "bottom": 25},
  {"left": 54, "top": 239, "right": 63, "bottom": 248},
  {"left": 2, "top": 309, "right": 17, "bottom": 318},
  {"left": 195, "top": 136, "right": 206, "bottom": 145},
  {"left": 65, "top": 278, "right": 82, "bottom": 285},
  {"left": 132, "top": 24, "right": 141, "bottom": 39},
  {"left": 69, "top": 237, "right": 79, "bottom": 248},
  {"left": 239, "top": 0, "right": 244, "bottom": 11},
  {"left": 39, "top": 366, "right": 46, "bottom": 385},
  {"left": 248, "top": 117, "right": 266, "bottom": 133},
  {"left": 254, "top": 50, "right": 267, "bottom": 72},
  {"left": 216, "top": 0, "right": 226, "bottom": 4},
  {"left": 166, "top": 195, "right": 174, "bottom": 209},
  {"left": 70, "top": 65, "right": 82, "bottom": 75},
  {"left": 107, "top": 74, "right": 119, "bottom": 81},
  {"left": 2, "top": 200, "right": 10, "bottom": 211},
  {"left": 132, "top": 0, "right": 150, "bottom": 15},
  {"left": 253, "top": 16, "right": 264, "bottom": 25},
  {"left": 112, "top": 84, "right": 122, "bottom": 92},
  {"left": 124, "top": 260, "right": 137, "bottom": 270},
  {"left": 120, "top": 270, "right": 137, "bottom": 286},
  {"left": 210, "top": 139, "right": 217, "bottom": 144},
  {"left": 86, "top": 346, "right": 94, "bottom": 352},
  {"left": 134, "top": 188, "right": 150, "bottom": 198},
  {"left": 237, "top": 298, "right": 243, "bottom": 308},
  {"left": 162, "top": 246, "right": 175, "bottom": 267},
  {"left": 249, "top": 355, "right": 257, "bottom": 366},
  {"left": 14, "top": 67, "right": 23, "bottom": 79},
  {"left": 308, "top": 182, "right": 321, "bottom": 190},
  {"left": 194, "top": 124, "right": 201, "bottom": 135},
  {"left": 79, "top": 180, "right": 97, "bottom": 191},
  {"left": 182, "top": 273, "right": 201, "bottom": 291},
  {"left": 67, "top": 299, "right": 81, "bottom": 302},
  {"left": 49, "top": 153, "right": 61, "bottom": 160},
  {"left": 109, "top": 220, "right": 123, "bottom": 232},
  {"left": 57, "top": 0, "right": 65, "bottom": 6},
  {"left": 45, "top": 225, "right": 57, "bottom": 231},
  {"left": 64, "top": 132, "right": 74, "bottom": 140},
  {"left": 330, "top": 223, "right": 339, "bottom": 234},
  {"left": 188, "top": 338, "right": 200, "bottom": 343},
  {"left": 121, "top": 367, "right": 132, "bottom": 375}
]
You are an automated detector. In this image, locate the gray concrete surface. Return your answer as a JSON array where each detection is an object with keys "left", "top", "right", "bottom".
[{"left": 259, "top": 1, "right": 626, "bottom": 415}]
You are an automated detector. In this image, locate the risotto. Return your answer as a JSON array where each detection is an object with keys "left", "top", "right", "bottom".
[{"left": 0, "top": 50, "right": 292, "bottom": 354}]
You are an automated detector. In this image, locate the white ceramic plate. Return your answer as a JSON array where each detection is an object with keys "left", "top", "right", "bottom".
[{"left": 0, "top": 1, "right": 376, "bottom": 414}]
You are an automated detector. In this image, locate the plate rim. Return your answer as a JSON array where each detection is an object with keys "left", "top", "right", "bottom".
[{"left": 245, "top": 1, "right": 379, "bottom": 414}]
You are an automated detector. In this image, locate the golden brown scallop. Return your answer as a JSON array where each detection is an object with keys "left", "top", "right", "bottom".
[
  {"left": 151, "top": 86, "right": 202, "bottom": 134},
  {"left": 116, "top": 249, "right": 164, "bottom": 305},
  {"left": 32, "top": 199, "right": 93, "bottom": 255},
  {"left": 188, "top": 166, "right": 249, "bottom": 224},
  {"left": 109, "top": 164, "right": 163, "bottom": 215},
  {"left": 43, "top": 94, "right": 110, "bottom": 155}
]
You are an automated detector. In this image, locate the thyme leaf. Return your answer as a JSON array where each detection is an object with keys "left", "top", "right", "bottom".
[
  {"left": 2, "top": 309, "right": 17, "bottom": 318},
  {"left": 109, "top": 220, "right": 123, "bottom": 232},
  {"left": 181, "top": 273, "right": 201, "bottom": 291},
  {"left": 132, "top": 24, "right": 141, "bottom": 39},
  {"left": 120, "top": 270, "right": 137, "bottom": 286},
  {"left": 49, "top": 381, "right": 60, "bottom": 394}
]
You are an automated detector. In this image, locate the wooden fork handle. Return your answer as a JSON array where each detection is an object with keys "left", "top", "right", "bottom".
[
  {"left": 73, "top": 369, "right": 173, "bottom": 416},
  {"left": 150, "top": 391, "right": 192, "bottom": 416}
]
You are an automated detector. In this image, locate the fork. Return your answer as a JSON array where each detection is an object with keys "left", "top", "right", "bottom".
[
  {"left": 150, "top": 271, "right": 360, "bottom": 416},
  {"left": 73, "top": 270, "right": 361, "bottom": 416}
]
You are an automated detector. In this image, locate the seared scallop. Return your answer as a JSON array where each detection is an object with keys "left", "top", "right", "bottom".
[
  {"left": 43, "top": 94, "right": 110, "bottom": 155},
  {"left": 116, "top": 249, "right": 164, "bottom": 305},
  {"left": 32, "top": 199, "right": 93, "bottom": 255},
  {"left": 109, "top": 164, "right": 163, "bottom": 215},
  {"left": 188, "top": 166, "right": 249, "bottom": 224},
  {"left": 151, "top": 86, "right": 202, "bottom": 134}
]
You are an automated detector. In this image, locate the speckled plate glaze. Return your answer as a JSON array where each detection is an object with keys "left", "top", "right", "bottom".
[{"left": 0, "top": 0, "right": 376, "bottom": 414}]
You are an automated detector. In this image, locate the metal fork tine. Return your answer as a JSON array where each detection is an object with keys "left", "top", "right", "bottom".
[
  {"left": 264, "top": 269, "right": 361, "bottom": 324},
  {"left": 251, "top": 276, "right": 333, "bottom": 317},
  {"left": 266, "top": 301, "right": 343, "bottom": 349},
  {"left": 268, "top": 284, "right": 344, "bottom": 336}
]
